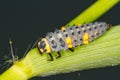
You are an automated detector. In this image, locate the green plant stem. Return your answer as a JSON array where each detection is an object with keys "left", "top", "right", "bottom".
[{"left": 67, "top": 0, "right": 120, "bottom": 26}]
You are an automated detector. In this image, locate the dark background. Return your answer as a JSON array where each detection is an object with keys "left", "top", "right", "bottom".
[{"left": 0, "top": 0, "right": 120, "bottom": 80}]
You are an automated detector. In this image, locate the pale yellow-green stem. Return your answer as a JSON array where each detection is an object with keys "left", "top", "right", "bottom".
[
  {"left": 67, "top": 0, "right": 120, "bottom": 26},
  {"left": 0, "top": 0, "right": 120, "bottom": 80}
]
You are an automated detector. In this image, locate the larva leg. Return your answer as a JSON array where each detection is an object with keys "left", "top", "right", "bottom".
[
  {"left": 56, "top": 52, "right": 61, "bottom": 58},
  {"left": 48, "top": 53, "right": 53, "bottom": 61},
  {"left": 69, "top": 48, "right": 74, "bottom": 52}
]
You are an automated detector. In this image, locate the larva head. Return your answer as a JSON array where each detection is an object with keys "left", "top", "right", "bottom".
[{"left": 37, "top": 38, "right": 51, "bottom": 54}]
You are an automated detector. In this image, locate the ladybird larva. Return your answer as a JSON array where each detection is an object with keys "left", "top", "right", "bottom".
[{"left": 37, "top": 22, "right": 111, "bottom": 61}]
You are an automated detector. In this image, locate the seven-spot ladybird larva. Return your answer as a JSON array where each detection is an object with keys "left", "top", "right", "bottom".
[{"left": 37, "top": 22, "right": 111, "bottom": 61}]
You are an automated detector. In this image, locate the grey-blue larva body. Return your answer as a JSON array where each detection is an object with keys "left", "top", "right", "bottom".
[{"left": 37, "top": 22, "right": 111, "bottom": 60}]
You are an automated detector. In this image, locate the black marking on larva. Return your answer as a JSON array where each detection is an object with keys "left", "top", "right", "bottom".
[
  {"left": 78, "top": 31, "right": 81, "bottom": 34},
  {"left": 75, "top": 26, "right": 79, "bottom": 29},
  {"left": 80, "top": 38, "right": 83, "bottom": 41},
  {"left": 37, "top": 22, "right": 111, "bottom": 61},
  {"left": 40, "top": 41, "right": 46, "bottom": 49},
  {"left": 51, "top": 40, "right": 57, "bottom": 48},
  {"left": 63, "top": 30, "right": 66, "bottom": 32},
  {"left": 65, "top": 34, "right": 68, "bottom": 37},
  {"left": 83, "top": 30, "right": 87, "bottom": 33},
  {"left": 59, "top": 38, "right": 66, "bottom": 47},
  {"left": 72, "top": 32, "right": 74, "bottom": 35},
  {"left": 89, "top": 28, "right": 92, "bottom": 31},
  {"left": 69, "top": 27, "right": 72, "bottom": 30}
]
